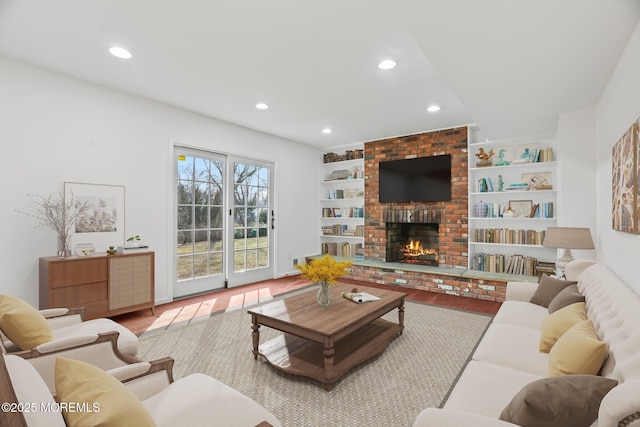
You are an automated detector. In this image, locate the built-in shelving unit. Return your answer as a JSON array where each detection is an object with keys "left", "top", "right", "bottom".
[
  {"left": 320, "top": 151, "right": 364, "bottom": 259},
  {"left": 468, "top": 135, "right": 558, "bottom": 276}
]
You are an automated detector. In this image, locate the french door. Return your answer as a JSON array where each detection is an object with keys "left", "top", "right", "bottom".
[{"left": 174, "top": 148, "right": 274, "bottom": 298}]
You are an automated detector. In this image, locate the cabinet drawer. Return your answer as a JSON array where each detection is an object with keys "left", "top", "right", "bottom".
[
  {"left": 48, "top": 258, "right": 108, "bottom": 288},
  {"left": 49, "top": 282, "right": 108, "bottom": 307}
]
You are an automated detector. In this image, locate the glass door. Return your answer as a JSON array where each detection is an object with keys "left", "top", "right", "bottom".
[
  {"left": 174, "top": 149, "right": 275, "bottom": 297},
  {"left": 227, "top": 157, "right": 274, "bottom": 287},
  {"left": 175, "top": 149, "right": 227, "bottom": 297}
]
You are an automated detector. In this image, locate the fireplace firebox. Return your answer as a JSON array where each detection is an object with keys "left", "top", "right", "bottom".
[{"left": 385, "top": 223, "right": 439, "bottom": 265}]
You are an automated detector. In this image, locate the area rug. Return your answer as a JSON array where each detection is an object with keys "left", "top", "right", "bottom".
[{"left": 137, "top": 288, "right": 492, "bottom": 427}]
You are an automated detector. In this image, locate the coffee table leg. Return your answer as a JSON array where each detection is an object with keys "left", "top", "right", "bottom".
[
  {"left": 251, "top": 314, "right": 260, "bottom": 360},
  {"left": 398, "top": 298, "right": 405, "bottom": 335},
  {"left": 323, "top": 337, "right": 335, "bottom": 381}
]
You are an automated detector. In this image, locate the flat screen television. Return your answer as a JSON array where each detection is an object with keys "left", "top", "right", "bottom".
[{"left": 378, "top": 154, "right": 452, "bottom": 203}]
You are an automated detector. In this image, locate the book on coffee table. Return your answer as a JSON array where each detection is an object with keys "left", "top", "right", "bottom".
[{"left": 341, "top": 291, "right": 380, "bottom": 304}]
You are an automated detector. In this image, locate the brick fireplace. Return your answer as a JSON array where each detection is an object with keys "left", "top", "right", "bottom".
[
  {"left": 332, "top": 126, "right": 514, "bottom": 302},
  {"left": 363, "top": 127, "right": 469, "bottom": 268}
]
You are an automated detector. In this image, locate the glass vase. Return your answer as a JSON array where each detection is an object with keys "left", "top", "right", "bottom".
[
  {"left": 317, "top": 281, "right": 332, "bottom": 306},
  {"left": 57, "top": 235, "right": 72, "bottom": 258}
]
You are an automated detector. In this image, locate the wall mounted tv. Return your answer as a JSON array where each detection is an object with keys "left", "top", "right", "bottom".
[{"left": 378, "top": 154, "right": 452, "bottom": 203}]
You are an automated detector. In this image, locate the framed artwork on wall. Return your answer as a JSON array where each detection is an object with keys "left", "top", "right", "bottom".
[
  {"left": 611, "top": 118, "right": 639, "bottom": 234},
  {"left": 64, "top": 182, "right": 125, "bottom": 251}
]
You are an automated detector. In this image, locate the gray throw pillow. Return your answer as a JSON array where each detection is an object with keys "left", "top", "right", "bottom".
[
  {"left": 530, "top": 274, "right": 577, "bottom": 308},
  {"left": 548, "top": 284, "right": 585, "bottom": 314},
  {"left": 499, "top": 375, "right": 618, "bottom": 427}
]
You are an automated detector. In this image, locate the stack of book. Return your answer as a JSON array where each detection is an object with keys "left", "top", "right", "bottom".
[{"left": 506, "top": 182, "right": 529, "bottom": 191}]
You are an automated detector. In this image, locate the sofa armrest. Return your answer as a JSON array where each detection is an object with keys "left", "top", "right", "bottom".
[
  {"left": 413, "top": 408, "right": 520, "bottom": 427},
  {"left": 121, "top": 357, "right": 175, "bottom": 401},
  {"left": 13, "top": 331, "right": 139, "bottom": 393},
  {"left": 598, "top": 379, "right": 640, "bottom": 427},
  {"left": 41, "top": 307, "right": 86, "bottom": 329},
  {"left": 505, "top": 281, "right": 538, "bottom": 301}
]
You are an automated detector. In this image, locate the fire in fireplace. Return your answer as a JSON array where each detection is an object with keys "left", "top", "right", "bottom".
[{"left": 386, "top": 223, "right": 439, "bottom": 266}]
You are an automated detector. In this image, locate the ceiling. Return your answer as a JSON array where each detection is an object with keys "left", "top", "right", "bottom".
[{"left": 0, "top": 0, "right": 638, "bottom": 149}]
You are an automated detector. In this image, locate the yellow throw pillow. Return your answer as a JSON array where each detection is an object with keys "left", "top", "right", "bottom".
[
  {"left": 549, "top": 319, "right": 607, "bottom": 377},
  {"left": 0, "top": 295, "right": 53, "bottom": 350},
  {"left": 55, "top": 358, "right": 156, "bottom": 427},
  {"left": 539, "top": 302, "right": 587, "bottom": 352}
]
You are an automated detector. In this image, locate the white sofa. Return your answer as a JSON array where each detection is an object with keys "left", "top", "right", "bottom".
[{"left": 414, "top": 260, "right": 640, "bottom": 427}]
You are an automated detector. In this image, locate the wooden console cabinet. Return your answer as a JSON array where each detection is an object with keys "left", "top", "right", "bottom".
[{"left": 39, "top": 252, "right": 155, "bottom": 320}]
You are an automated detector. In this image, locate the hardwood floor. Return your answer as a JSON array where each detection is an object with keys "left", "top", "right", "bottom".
[{"left": 112, "top": 276, "right": 501, "bottom": 335}]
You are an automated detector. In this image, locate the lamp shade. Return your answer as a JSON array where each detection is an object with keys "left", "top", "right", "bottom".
[{"left": 542, "top": 227, "right": 595, "bottom": 249}]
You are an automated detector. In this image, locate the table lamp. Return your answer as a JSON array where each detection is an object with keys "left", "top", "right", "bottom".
[{"left": 542, "top": 227, "right": 595, "bottom": 276}]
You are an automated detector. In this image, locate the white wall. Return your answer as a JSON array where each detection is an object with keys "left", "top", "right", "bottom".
[
  {"left": 595, "top": 21, "right": 640, "bottom": 291},
  {"left": 556, "top": 107, "right": 598, "bottom": 261},
  {"left": 0, "top": 56, "right": 321, "bottom": 307}
]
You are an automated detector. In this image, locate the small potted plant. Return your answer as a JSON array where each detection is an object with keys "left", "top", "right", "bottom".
[{"left": 125, "top": 235, "right": 142, "bottom": 247}]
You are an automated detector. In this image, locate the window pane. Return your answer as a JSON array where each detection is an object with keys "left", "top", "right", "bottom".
[
  {"left": 209, "top": 253, "right": 223, "bottom": 275},
  {"left": 257, "top": 208, "right": 267, "bottom": 226},
  {"left": 234, "top": 250, "right": 245, "bottom": 272},
  {"left": 258, "top": 167, "right": 269, "bottom": 186},
  {"left": 246, "top": 250, "right": 258, "bottom": 270},
  {"left": 210, "top": 182, "right": 223, "bottom": 205},
  {"left": 210, "top": 207, "right": 223, "bottom": 229},
  {"left": 247, "top": 208, "right": 257, "bottom": 226},
  {"left": 258, "top": 248, "right": 268, "bottom": 267},
  {"left": 177, "top": 231, "right": 193, "bottom": 253},
  {"left": 209, "top": 229, "right": 223, "bottom": 252},
  {"left": 234, "top": 208, "right": 245, "bottom": 227},
  {"left": 194, "top": 158, "right": 210, "bottom": 182},
  {"left": 246, "top": 186, "right": 258, "bottom": 207},
  {"left": 257, "top": 188, "right": 268, "bottom": 207},
  {"left": 177, "top": 206, "right": 192, "bottom": 230},
  {"left": 194, "top": 206, "right": 208, "bottom": 229},
  {"left": 234, "top": 184, "right": 246, "bottom": 205},
  {"left": 177, "top": 255, "right": 193, "bottom": 280},
  {"left": 194, "top": 254, "right": 209, "bottom": 278},
  {"left": 194, "top": 181, "right": 209, "bottom": 205},
  {"left": 177, "top": 180, "right": 193, "bottom": 203},
  {"left": 258, "top": 229, "right": 268, "bottom": 245},
  {"left": 177, "top": 156, "right": 193, "bottom": 181},
  {"left": 234, "top": 229, "right": 246, "bottom": 249}
]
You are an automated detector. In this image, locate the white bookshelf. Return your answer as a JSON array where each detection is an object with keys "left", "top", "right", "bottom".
[{"left": 468, "top": 134, "right": 558, "bottom": 276}]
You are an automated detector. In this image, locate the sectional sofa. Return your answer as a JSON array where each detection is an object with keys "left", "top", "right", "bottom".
[{"left": 414, "top": 260, "right": 640, "bottom": 427}]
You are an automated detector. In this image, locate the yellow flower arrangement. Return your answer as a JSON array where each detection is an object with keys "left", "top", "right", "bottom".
[{"left": 295, "top": 254, "right": 353, "bottom": 285}]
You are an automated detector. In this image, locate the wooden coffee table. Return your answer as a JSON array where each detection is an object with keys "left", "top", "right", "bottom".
[{"left": 248, "top": 283, "right": 406, "bottom": 389}]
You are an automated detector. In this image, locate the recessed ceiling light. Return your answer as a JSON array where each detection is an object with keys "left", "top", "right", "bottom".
[
  {"left": 427, "top": 105, "right": 441, "bottom": 112},
  {"left": 378, "top": 59, "right": 397, "bottom": 70},
  {"left": 255, "top": 103, "right": 269, "bottom": 110},
  {"left": 321, "top": 128, "right": 333, "bottom": 134},
  {"left": 108, "top": 46, "right": 132, "bottom": 59}
]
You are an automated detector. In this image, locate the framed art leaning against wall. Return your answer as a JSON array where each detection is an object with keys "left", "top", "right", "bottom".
[{"left": 64, "top": 182, "right": 125, "bottom": 251}]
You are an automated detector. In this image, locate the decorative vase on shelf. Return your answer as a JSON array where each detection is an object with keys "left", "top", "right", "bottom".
[
  {"left": 317, "top": 281, "right": 332, "bottom": 307},
  {"left": 474, "top": 201, "right": 488, "bottom": 218}
]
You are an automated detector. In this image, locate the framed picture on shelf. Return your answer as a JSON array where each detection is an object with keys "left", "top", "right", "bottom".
[
  {"left": 493, "top": 146, "right": 514, "bottom": 166},
  {"left": 509, "top": 200, "right": 533, "bottom": 218},
  {"left": 332, "top": 207, "right": 341, "bottom": 217},
  {"left": 344, "top": 189, "right": 359, "bottom": 199},
  {"left": 514, "top": 143, "right": 540, "bottom": 164},
  {"left": 521, "top": 171, "right": 553, "bottom": 190},
  {"left": 64, "top": 182, "right": 125, "bottom": 251},
  {"left": 342, "top": 208, "right": 352, "bottom": 218}
]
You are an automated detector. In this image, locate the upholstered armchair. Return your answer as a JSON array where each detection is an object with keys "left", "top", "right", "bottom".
[
  {"left": 0, "top": 295, "right": 139, "bottom": 392},
  {"left": 0, "top": 353, "right": 282, "bottom": 427}
]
